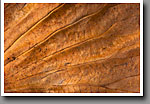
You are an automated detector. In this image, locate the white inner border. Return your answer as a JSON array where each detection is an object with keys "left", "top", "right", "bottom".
[{"left": 1, "top": 0, "right": 143, "bottom": 96}]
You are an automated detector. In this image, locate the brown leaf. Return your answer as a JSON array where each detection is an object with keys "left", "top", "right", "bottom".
[{"left": 4, "top": 3, "right": 140, "bottom": 93}]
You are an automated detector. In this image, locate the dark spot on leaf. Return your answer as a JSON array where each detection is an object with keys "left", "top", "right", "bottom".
[
  {"left": 64, "top": 62, "right": 71, "bottom": 66},
  {"left": 12, "top": 57, "right": 16, "bottom": 60},
  {"left": 39, "top": 48, "right": 41, "bottom": 52},
  {"left": 103, "top": 47, "right": 106, "bottom": 50}
]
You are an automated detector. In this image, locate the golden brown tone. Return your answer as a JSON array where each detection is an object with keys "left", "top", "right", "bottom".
[{"left": 4, "top": 3, "right": 140, "bottom": 93}]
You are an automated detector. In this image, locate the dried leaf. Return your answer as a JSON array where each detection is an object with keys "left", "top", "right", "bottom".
[{"left": 4, "top": 3, "right": 140, "bottom": 93}]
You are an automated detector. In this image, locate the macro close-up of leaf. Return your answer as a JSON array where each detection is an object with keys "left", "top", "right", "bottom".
[{"left": 4, "top": 3, "right": 140, "bottom": 93}]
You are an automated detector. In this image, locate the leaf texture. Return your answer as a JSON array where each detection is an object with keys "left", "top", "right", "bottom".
[{"left": 4, "top": 3, "right": 140, "bottom": 93}]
